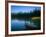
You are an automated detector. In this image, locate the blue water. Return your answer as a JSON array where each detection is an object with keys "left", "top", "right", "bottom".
[
  {"left": 11, "top": 19, "right": 37, "bottom": 31},
  {"left": 11, "top": 19, "right": 26, "bottom": 31}
]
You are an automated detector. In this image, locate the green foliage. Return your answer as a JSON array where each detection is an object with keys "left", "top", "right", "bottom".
[
  {"left": 32, "top": 18, "right": 40, "bottom": 29},
  {"left": 11, "top": 10, "right": 40, "bottom": 19}
]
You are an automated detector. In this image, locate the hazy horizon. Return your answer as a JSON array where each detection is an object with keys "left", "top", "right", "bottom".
[{"left": 11, "top": 6, "right": 41, "bottom": 13}]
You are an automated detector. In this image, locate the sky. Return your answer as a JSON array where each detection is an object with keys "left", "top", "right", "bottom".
[{"left": 11, "top": 5, "right": 41, "bottom": 13}]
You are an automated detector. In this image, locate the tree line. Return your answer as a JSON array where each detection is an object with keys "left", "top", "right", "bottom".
[{"left": 11, "top": 10, "right": 40, "bottom": 19}]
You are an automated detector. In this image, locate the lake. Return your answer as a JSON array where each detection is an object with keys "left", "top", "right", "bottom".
[{"left": 11, "top": 18, "right": 39, "bottom": 31}]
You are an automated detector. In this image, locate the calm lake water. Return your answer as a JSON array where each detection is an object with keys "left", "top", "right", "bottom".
[
  {"left": 11, "top": 19, "right": 26, "bottom": 31},
  {"left": 11, "top": 19, "right": 38, "bottom": 31}
]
